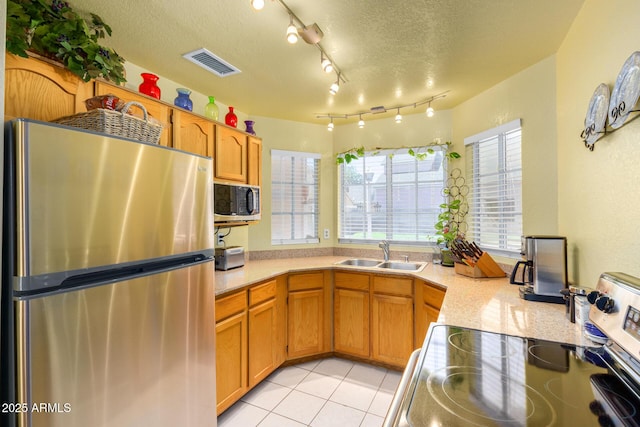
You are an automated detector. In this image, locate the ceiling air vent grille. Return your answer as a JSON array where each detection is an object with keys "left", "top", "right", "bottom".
[{"left": 182, "top": 48, "right": 241, "bottom": 78}]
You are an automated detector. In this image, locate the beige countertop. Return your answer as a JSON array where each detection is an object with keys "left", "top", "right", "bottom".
[{"left": 215, "top": 256, "right": 592, "bottom": 347}]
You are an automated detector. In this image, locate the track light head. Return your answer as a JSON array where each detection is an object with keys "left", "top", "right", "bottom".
[
  {"left": 395, "top": 109, "right": 402, "bottom": 123},
  {"left": 286, "top": 16, "right": 298, "bottom": 44},
  {"left": 328, "top": 120, "right": 334, "bottom": 131},
  {"left": 358, "top": 115, "right": 365, "bottom": 128},
  {"left": 321, "top": 54, "right": 333, "bottom": 73},
  {"left": 426, "top": 102, "right": 434, "bottom": 117},
  {"left": 329, "top": 80, "right": 340, "bottom": 95},
  {"left": 250, "top": 0, "right": 265, "bottom": 10}
]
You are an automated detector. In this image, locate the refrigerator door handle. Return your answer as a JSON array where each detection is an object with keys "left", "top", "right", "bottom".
[{"left": 16, "top": 251, "right": 214, "bottom": 298}]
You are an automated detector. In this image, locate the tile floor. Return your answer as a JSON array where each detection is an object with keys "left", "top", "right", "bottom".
[{"left": 217, "top": 357, "right": 402, "bottom": 427}]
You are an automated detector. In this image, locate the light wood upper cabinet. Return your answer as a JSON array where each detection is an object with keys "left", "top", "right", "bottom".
[
  {"left": 215, "top": 126, "right": 247, "bottom": 183},
  {"left": 172, "top": 109, "right": 215, "bottom": 158},
  {"left": 247, "top": 136, "right": 262, "bottom": 186},
  {"left": 5, "top": 53, "right": 92, "bottom": 122},
  {"left": 94, "top": 81, "right": 173, "bottom": 147}
]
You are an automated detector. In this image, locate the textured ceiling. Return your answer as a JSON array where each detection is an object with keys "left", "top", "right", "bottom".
[{"left": 75, "top": 0, "right": 584, "bottom": 124}]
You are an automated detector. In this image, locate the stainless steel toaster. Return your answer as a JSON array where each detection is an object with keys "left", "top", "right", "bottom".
[{"left": 214, "top": 246, "right": 245, "bottom": 271}]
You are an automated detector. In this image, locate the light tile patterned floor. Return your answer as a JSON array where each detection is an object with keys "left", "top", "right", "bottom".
[{"left": 218, "top": 357, "right": 402, "bottom": 427}]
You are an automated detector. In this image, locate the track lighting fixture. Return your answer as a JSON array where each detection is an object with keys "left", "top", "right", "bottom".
[
  {"left": 250, "top": 0, "right": 265, "bottom": 10},
  {"left": 395, "top": 108, "right": 402, "bottom": 123},
  {"left": 286, "top": 15, "right": 298, "bottom": 44},
  {"left": 321, "top": 53, "right": 333, "bottom": 73},
  {"left": 317, "top": 91, "right": 449, "bottom": 130},
  {"left": 249, "top": 0, "right": 347, "bottom": 93},
  {"left": 328, "top": 118, "right": 334, "bottom": 131}
]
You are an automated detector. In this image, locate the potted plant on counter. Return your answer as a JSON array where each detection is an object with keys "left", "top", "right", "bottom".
[
  {"left": 6, "top": 0, "right": 126, "bottom": 84},
  {"left": 434, "top": 168, "right": 468, "bottom": 266}
]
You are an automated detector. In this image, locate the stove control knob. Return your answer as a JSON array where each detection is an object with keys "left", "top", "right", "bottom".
[
  {"left": 595, "top": 296, "right": 615, "bottom": 313},
  {"left": 587, "top": 291, "right": 601, "bottom": 305}
]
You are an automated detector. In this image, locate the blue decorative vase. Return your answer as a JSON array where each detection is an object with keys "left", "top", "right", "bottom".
[{"left": 174, "top": 88, "right": 193, "bottom": 111}]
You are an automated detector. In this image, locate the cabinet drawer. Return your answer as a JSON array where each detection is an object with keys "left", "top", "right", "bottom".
[
  {"left": 215, "top": 291, "right": 247, "bottom": 322},
  {"left": 423, "top": 283, "right": 446, "bottom": 308},
  {"left": 289, "top": 272, "right": 325, "bottom": 291},
  {"left": 335, "top": 272, "right": 370, "bottom": 291},
  {"left": 373, "top": 276, "right": 413, "bottom": 297},
  {"left": 249, "top": 280, "right": 276, "bottom": 306}
]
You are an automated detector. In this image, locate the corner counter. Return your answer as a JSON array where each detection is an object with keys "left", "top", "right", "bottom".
[{"left": 215, "top": 256, "right": 590, "bottom": 346}]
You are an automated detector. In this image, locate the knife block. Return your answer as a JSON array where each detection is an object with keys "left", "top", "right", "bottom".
[{"left": 454, "top": 253, "right": 506, "bottom": 278}]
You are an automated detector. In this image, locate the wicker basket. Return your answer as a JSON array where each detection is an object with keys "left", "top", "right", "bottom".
[{"left": 52, "top": 101, "right": 163, "bottom": 144}]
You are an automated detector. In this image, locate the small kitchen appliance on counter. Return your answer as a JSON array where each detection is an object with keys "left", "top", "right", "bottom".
[
  {"left": 384, "top": 271, "right": 640, "bottom": 427},
  {"left": 215, "top": 246, "right": 245, "bottom": 270},
  {"left": 509, "top": 235, "right": 568, "bottom": 303}
]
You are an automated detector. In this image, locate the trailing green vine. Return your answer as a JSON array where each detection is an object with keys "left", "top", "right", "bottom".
[{"left": 335, "top": 141, "right": 460, "bottom": 164}]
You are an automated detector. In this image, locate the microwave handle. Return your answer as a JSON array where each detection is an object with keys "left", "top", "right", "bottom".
[{"left": 246, "top": 188, "right": 257, "bottom": 214}]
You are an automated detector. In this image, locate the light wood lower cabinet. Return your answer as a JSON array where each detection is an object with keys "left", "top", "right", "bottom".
[
  {"left": 215, "top": 292, "right": 248, "bottom": 415},
  {"left": 215, "top": 278, "right": 285, "bottom": 414},
  {"left": 248, "top": 280, "right": 280, "bottom": 388},
  {"left": 371, "top": 275, "right": 414, "bottom": 367},
  {"left": 414, "top": 280, "right": 446, "bottom": 347},
  {"left": 334, "top": 272, "right": 370, "bottom": 358},
  {"left": 287, "top": 271, "right": 332, "bottom": 359}
]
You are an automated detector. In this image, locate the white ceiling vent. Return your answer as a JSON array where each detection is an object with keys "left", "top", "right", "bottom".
[{"left": 182, "top": 48, "right": 241, "bottom": 78}]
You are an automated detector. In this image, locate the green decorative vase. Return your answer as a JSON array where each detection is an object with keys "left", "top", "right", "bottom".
[
  {"left": 441, "top": 249, "right": 454, "bottom": 267},
  {"left": 204, "top": 96, "right": 219, "bottom": 121}
]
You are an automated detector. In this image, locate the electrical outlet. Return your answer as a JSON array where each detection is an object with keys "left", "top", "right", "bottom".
[
  {"left": 323, "top": 228, "right": 330, "bottom": 239},
  {"left": 217, "top": 233, "right": 224, "bottom": 246}
]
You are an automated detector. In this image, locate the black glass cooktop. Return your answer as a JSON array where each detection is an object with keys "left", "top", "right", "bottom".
[{"left": 404, "top": 325, "right": 640, "bottom": 426}]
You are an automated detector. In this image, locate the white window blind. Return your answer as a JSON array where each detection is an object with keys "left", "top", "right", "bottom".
[
  {"left": 271, "top": 150, "right": 320, "bottom": 245},
  {"left": 338, "top": 147, "right": 447, "bottom": 244},
  {"left": 464, "top": 119, "right": 522, "bottom": 254}
]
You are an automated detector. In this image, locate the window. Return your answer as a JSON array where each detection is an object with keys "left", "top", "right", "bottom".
[
  {"left": 464, "top": 119, "right": 522, "bottom": 255},
  {"left": 271, "top": 150, "right": 320, "bottom": 244},
  {"left": 338, "top": 147, "right": 447, "bottom": 244}
]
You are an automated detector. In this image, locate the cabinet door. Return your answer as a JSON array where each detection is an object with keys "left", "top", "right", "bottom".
[
  {"left": 288, "top": 289, "right": 324, "bottom": 358},
  {"left": 215, "top": 311, "right": 247, "bottom": 415},
  {"left": 215, "top": 126, "right": 247, "bottom": 183},
  {"left": 172, "top": 109, "right": 215, "bottom": 157},
  {"left": 248, "top": 298, "right": 277, "bottom": 387},
  {"left": 247, "top": 136, "right": 262, "bottom": 186},
  {"left": 334, "top": 288, "right": 370, "bottom": 357},
  {"left": 5, "top": 53, "right": 93, "bottom": 121},
  {"left": 94, "top": 81, "right": 173, "bottom": 147},
  {"left": 372, "top": 294, "right": 414, "bottom": 367}
]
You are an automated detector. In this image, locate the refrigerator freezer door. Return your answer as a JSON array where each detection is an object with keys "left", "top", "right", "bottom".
[
  {"left": 11, "top": 120, "right": 213, "bottom": 291},
  {"left": 14, "top": 261, "right": 216, "bottom": 427}
]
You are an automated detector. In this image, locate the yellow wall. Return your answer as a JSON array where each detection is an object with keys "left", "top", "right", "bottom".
[
  {"left": 556, "top": 0, "right": 640, "bottom": 286},
  {"left": 452, "top": 56, "right": 559, "bottom": 238}
]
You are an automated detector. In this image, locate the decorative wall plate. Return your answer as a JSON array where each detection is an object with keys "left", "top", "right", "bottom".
[
  {"left": 582, "top": 83, "right": 610, "bottom": 147},
  {"left": 608, "top": 51, "right": 640, "bottom": 129}
]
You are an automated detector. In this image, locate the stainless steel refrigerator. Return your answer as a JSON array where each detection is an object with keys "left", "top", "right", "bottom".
[{"left": 1, "top": 119, "right": 217, "bottom": 427}]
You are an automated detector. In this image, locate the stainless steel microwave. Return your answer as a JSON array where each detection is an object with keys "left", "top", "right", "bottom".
[{"left": 214, "top": 182, "right": 261, "bottom": 222}]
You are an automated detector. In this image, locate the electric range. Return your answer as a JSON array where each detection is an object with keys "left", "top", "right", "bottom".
[{"left": 384, "top": 272, "right": 640, "bottom": 427}]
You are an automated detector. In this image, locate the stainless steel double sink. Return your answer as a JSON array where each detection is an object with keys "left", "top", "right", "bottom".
[{"left": 335, "top": 258, "right": 427, "bottom": 272}]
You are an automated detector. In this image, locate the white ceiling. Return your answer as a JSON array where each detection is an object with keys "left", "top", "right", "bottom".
[{"left": 76, "top": 0, "right": 585, "bottom": 124}]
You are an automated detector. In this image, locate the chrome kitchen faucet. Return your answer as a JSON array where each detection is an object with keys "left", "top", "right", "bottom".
[{"left": 379, "top": 240, "right": 390, "bottom": 261}]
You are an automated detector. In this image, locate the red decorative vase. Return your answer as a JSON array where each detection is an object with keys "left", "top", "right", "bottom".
[
  {"left": 225, "top": 106, "right": 238, "bottom": 128},
  {"left": 139, "top": 73, "right": 161, "bottom": 99}
]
